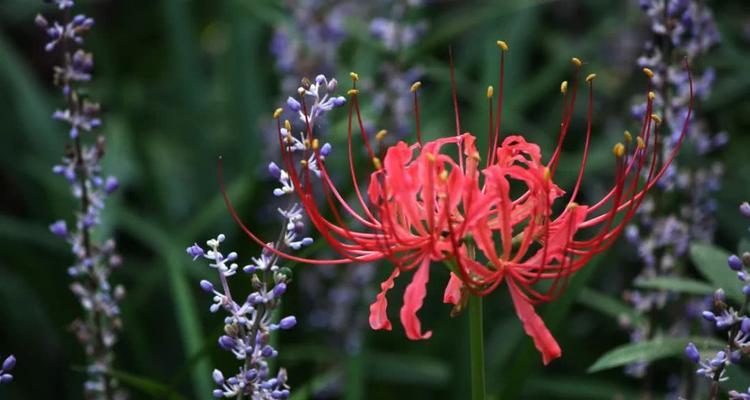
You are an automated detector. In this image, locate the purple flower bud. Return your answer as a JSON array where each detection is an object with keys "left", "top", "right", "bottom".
[
  {"left": 73, "top": 14, "right": 86, "bottom": 25},
  {"left": 743, "top": 285, "right": 750, "bottom": 296},
  {"left": 742, "top": 318, "right": 750, "bottom": 334},
  {"left": 320, "top": 143, "right": 332, "bottom": 158},
  {"left": 261, "top": 345, "right": 275, "bottom": 358},
  {"left": 272, "top": 283, "right": 287, "bottom": 298},
  {"left": 104, "top": 176, "right": 119, "bottom": 195},
  {"left": 287, "top": 97, "right": 301, "bottom": 112},
  {"left": 741, "top": 202, "right": 750, "bottom": 218},
  {"left": 35, "top": 14, "right": 48, "bottom": 28},
  {"left": 186, "top": 243, "right": 205, "bottom": 260},
  {"left": 739, "top": 271, "right": 748, "bottom": 282},
  {"left": 729, "top": 254, "right": 743, "bottom": 271},
  {"left": 243, "top": 264, "right": 256, "bottom": 274},
  {"left": 315, "top": 74, "right": 326, "bottom": 86},
  {"left": 199, "top": 280, "right": 214, "bottom": 293},
  {"left": 268, "top": 162, "right": 282, "bottom": 179},
  {"left": 702, "top": 311, "right": 716, "bottom": 322},
  {"left": 212, "top": 390, "right": 224, "bottom": 398},
  {"left": 711, "top": 351, "right": 727, "bottom": 367},
  {"left": 245, "top": 368, "right": 257, "bottom": 381},
  {"left": 49, "top": 220, "right": 68, "bottom": 237},
  {"left": 685, "top": 342, "right": 700, "bottom": 363},
  {"left": 279, "top": 316, "right": 296, "bottom": 330},
  {"left": 212, "top": 369, "right": 225, "bottom": 385},
  {"left": 715, "top": 288, "right": 726, "bottom": 302},
  {"left": 327, "top": 78, "right": 338, "bottom": 92},
  {"left": 0, "top": 374, "right": 12, "bottom": 384},
  {"left": 218, "top": 335, "right": 235, "bottom": 351},
  {"left": 1, "top": 355, "right": 15, "bottom": 371},
  {"left": 332, "top": 96, "right": 346, "bottom": 107}
]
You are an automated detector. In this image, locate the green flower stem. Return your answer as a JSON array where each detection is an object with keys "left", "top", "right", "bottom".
[{"left": 469, "top": 295, "right": 486, "bottom": 400}]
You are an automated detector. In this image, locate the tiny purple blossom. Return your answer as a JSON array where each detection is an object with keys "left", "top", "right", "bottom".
[
  {"left": 49, "top": 220, "right": 68, "bottom": 237},
  {"left": 685, "top": 342, "right": 700, "bottom": 363},
  {"left": 186, "top": 243, "right": 205, "bottom": 260}
]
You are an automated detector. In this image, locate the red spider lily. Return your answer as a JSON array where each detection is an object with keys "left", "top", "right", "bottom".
[{"left": 220, "top": 41, "right": 693, "bottom": 365}]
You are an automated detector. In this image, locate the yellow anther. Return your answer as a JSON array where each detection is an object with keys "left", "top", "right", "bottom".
[
  {"left": 567, "top": 202, "right": 579, "bottom": 210},
  {"left": 543, "top": 167, "right": 551, "bottom": 182},
  {"left": 425, "top": 152, "right": 436, "bottom": 162},
  {"left": 560, "top": 80, "right": 568, "bottom": 94},
  {"left": 571, "top": 57, "right": 582, "bottom": 67},
  {"left": 300, "top": 159, "right": 308, "bottom": 167},
  {"left": 439, "top": 170, "right": 449, "bottom": 182},
  {"left": 350, "top": 72, "right": 359, "bottom": 82},
  {"left": 273, "top": 108, "right": 283, "bottom": 119},
  {"left": 624, "top": 130, "right": 633, "bottom": 144},
  {"left": 642, "top": 67, "right": 654, "bottom": 78},
  {"left": 486, "top": 86, "right": 494, "bottom": 99},
  {"left": 651, "top": 113, "right": 662, "bottom": 124},
  {"left": 372, "top": 157, "right": 382, "bottom": 170},
  {"left": 636, "top": 136, "right": 645, "bottom": 148},
  {"left": 470, "top": 151, "right": 481, "bottom": 162},
  {"left": 496, "top": 40, "right": 509, "bottom": 52},
  {"left": 410, "top": 81, "right": 422, "bottom": 92},
  {"left": 613, "top": 143, "right": 625, "bottom": 158},
  {"left": 585, "top": 73, "right": 597, "bottom": 83},
  {"left": 284, "top": 120, "right": 291, "bottom": 132},
  {"left": 376, "top": 129, "right": 388, "bottom": 141},
  {"left": 648, "top": 91, "right": 656, "bottom": 100},
  {"left": 347, "top": 89, "right": 359, "bottom": 96},
  {"left": 297, "top": 87, "right": 305, "bottom": 95},
  {"left": 312, "top": 138, "right": 319, "bottom": 150}
]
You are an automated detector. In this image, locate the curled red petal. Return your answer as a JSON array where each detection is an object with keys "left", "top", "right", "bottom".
[
  {"left": 369, "top": 267, "right": 400, "bottom": 331},
  {"left": 400, "top": 258, "right": 433, "bottom": 340},
  {"left": 509, "top": 283, "right": 561, "bottom": 365},
  {"left": 443, "top": 272, "right": 463, "bottom": 305}
]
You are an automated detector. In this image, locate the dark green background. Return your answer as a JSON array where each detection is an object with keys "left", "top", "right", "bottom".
[{"left": 1, "top": 0, "right": 749, "bottom": 398}]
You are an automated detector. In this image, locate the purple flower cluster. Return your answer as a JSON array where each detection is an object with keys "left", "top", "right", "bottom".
[
  {"left": 188, "top": 235, "right": 295, "bottom": 399},
  {"left": 0, "top": 355, "right": 15, "bottom": 384},
  {"left": 685, "top": 202, "right": 750, "bottom": 398},
  {"left": 38, "top": 1, "right": 126, "bottom": 398},
  {"left": 622, "top": 0, "right": 724, "bottom": 378}
]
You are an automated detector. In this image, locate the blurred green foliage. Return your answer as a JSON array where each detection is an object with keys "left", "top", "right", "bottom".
[{"left": 0, "top": 0, "right": 749, "bottom": 399}]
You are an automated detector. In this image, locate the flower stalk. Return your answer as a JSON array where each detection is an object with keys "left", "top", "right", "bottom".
[{"left": 468, "top": 295, "right": 486, "bottom": 400}]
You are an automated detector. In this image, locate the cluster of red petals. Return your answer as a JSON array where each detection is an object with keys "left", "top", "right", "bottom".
[{"left": 221, "top": 47, "right": 693, "bottom": 365}]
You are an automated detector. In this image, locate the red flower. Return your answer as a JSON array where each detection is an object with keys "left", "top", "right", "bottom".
[{"left": 221, "top": 42, "right": 693, "bottom": 365}]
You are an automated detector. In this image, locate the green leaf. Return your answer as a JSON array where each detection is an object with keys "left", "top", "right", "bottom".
[
  {"left": 588, "top": 336, "right": 724, "bottom": 373},
  {"left": 690, "top": 242, "right": 743, "bottom": 303},
  {"left": 366, "top": 352, "right": 451, "bottom": 387},
  {"left": 577, "top": 287, "right": 647, "bottom": 328},
  {"left": 633, "top": 276, "right": 715, "bottom": 295},
  {"left": 107, "top": 369, "right": 187, "bottom": 400}
]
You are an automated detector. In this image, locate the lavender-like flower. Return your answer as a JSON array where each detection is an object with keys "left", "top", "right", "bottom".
[
  {"left": 189, "top": 235, "right": 293, "bottom": 399},
  {"left": 685, "top": 203, "right": 750, "bottom": 399},
  {"left": 622, "top": 0, "right": 724, "bottom": 379},
  {"left": 0, "top": 355, "right": 15, "bottom": 384},
  {"left": 37, "top": 1, "right": 125, "bottom": 398},
  {"left": 187, "top": 74, "right": 348, "bottom": 399}
]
